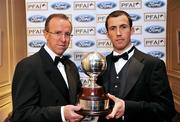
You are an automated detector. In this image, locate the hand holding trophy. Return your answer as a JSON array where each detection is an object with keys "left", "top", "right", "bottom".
[{"left": 77, "top": 52, "right": 110, "bottom": 116}]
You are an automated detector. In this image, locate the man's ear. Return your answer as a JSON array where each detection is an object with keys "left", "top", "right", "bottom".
[
  {"left": 131, "top": 27, "right": 134, "bottom": 35},
  {"left": 43, "top": 30, "right": 49, "bottom": 39},
  {"left": 106, "top": 32, "right": 110, "bottom": 39}
]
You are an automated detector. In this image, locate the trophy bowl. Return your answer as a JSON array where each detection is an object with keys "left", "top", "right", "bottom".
[{"left": 77, "top": 52, "right": 110, "bottom": 116}]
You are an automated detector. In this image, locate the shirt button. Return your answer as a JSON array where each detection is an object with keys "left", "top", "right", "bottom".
[
  {"left": 115, "top": 85, "right": 118, "bottom": 88},
  {"left": 116, "top": 76, "right": 119, "bottom": 79}
]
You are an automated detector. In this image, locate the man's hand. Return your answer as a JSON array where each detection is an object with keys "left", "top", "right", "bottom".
[
  {"left": 106, "top": 93, "right": 125, "bottom": 119},
  {"left": 64, "top": 105, "right": 83, "bottom": 122}
]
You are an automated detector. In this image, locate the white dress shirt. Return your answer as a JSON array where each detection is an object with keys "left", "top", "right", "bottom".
[
  {"left": 44, "top": 45, "right": 69, "bottom": 87},
  {"left": 113, "top": 45, "right": 134, "bottom": 74}
]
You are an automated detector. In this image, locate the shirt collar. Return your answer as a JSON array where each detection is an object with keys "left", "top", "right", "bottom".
[
  {"left": 44, "top": 45, "right": 62, "bottom": 61},
  {"left": 113, "top": 44, "right": 134, "bottom": 56}
]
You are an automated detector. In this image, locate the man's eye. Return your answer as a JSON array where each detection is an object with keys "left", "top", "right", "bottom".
[
  {"left": 55, "top": 32, "right": 62, "bottom": 35},
  {"left": 122, "top": 26, "right": 126, "bottom": 28},
  {"left": 121, "top": 25, "right": 129, "bottom": 29},
  {"left": 65, "top": 33, "right": 71, "bottom": 36},
  {"left": 109, "top": 27, "right": 115, "bottom": 31}
]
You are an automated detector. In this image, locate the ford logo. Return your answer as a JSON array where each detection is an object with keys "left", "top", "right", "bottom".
[
  {"left": 29, "top": 40, "right": 46, "bottom": 48},
  {"left": 75, "top": 40, "right": 95, "bottom": 48},
  {"left": 77, "top": 65, "right": 84, "bottom": 72},
  {"left": 129, "top": 14, "right": 141, "bottom": 21},
  {"left": 97, "top": 27, "right": 107, "bottom": 35},
  {"left": 28, "top": 15, "right": 46, "bottom": 23},
  {"left": 131, "top": 39, "right": 141, "bottom": 46},
  {"left": 75, "top": 14, "right": 94, "bottom": 22},
  {"left": 97, "top": 1, "right": 116, "bottom": 9},
  {"left": 51, "top": 2, "right": 71, "bottom": 10},
  {"left": 147, "top": 51, "right": 164, "bottom": 58},
  {"left": 145, "top": 0, "right": 165, "bottom": 8},
  {"left": 145, "top": 25, "right": 164, "bottom": 33}
]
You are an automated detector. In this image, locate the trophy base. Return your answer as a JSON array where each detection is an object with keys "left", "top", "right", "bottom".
[
  {"left": 76, "top": 108, "right": 111, "bottom": 116},
  {"left": 78, "top": 87, "right": 110, "bottom": 116}
]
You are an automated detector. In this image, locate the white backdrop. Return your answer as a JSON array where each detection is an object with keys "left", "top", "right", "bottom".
[
  {"left": 26, "top": 0, "right": 167, "bottom": 83},
  {"left": 25, "top": 0, "right": 167, "bottom": 121}
]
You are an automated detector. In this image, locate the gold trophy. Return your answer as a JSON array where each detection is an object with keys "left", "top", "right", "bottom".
[{"left": 77, "top": 52, "right": 110, "bottom": 116}]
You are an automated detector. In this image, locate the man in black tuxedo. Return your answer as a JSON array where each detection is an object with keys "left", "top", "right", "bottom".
[
  {"left": 11, "top": 14, "right": 83, "bottom": 122},
  {"left": 97, "top": 10, "right": 175, "bottom": 122}
]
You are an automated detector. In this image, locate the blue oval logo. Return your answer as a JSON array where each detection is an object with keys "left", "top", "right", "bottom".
[
  {"left": 129, "top": 14, "right": 141, "bottom": 21},
  {"left": 77, "top": 65, "right": 84, "bottom": 72},
  {"left": 51, "top": 2, "right": 71, "bottom": 10},
  {"left": 97, "top": 27, "right": 107, "bottom": 35},
  {"left": 75, "top": 14, "right": 94, "bottom": 22},
  {"left": 97, "top": 1, "right": 116, "bottom": 9},
  {"left": 28, "top": 15, "right": 46, "bottom": 23},
  {"left": 147, "top": 51, "right": 164, "bottom": 58},
  {"left": 145, "top": 25, "right": 164, "bottom": 33},
  {"left": 145, "top": 0, "right": 165, "bottom": 8},
  {"left": 75, "top": 40, "right": 95, "bottom": 48},
  {"left": 29, "top": 40, "right": 46, "bottom": 48},
  {"left": 131, "top": 39, "right": 141, "bottom": 46}
]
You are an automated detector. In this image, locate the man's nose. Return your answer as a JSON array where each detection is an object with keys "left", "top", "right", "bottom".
[
  {"left": 116, "top": 28, "right": 122, "bottom": 35},
  {"left": 59, "top": 34, "right": 66, "bottom": 41}
]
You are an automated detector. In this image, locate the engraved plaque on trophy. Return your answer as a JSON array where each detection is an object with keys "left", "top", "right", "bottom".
[{"left": 77, "top": 52, "right": 110, "bottom": 116}]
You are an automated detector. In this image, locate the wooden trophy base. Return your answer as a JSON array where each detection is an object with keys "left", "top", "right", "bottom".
[{"left": 77, "top": 87, "right": 111, "bottom": 116}]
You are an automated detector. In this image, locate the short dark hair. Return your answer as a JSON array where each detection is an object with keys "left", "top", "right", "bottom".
[
  {"left": 44, "top": 14, "right": 72, "bottom": 32},
  {"left": 105, "top": 10, "right": 133, "bottom": 31}
]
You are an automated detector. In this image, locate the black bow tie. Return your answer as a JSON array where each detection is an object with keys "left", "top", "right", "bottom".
[
  {"left": 112, "top": 46, "right": 135, "bottom": 62},
  {"left": 54, "top": 56, "right": 65, "bottom": 66}
]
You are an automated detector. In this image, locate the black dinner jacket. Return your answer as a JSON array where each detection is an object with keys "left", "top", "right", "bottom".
[
  {"left": 97, "top": 47, "right": 175, "bottom": 122},
  {"left": 12, "top": 47, "right": 82, "bottom": 122}
]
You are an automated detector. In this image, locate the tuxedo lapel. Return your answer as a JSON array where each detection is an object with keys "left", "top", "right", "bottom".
[
  {"left": 64, "top": 61, "right": 77, "bottom": 104},
  {"left": 49, "top": 69, "right": 70, "bottom": 102},
  {"left": 122, "top": 57, "right": 144, "bottom": 98},
  {"left": 38, "top": 47, "right": 70, "bottom": 103},
  {"left": 122, "top": 49, "right": 144, "bottom": 98}
]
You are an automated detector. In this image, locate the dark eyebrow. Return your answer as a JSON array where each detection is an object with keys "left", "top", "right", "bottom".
[{"left": 109, "top": 24, "right": 129, "bottom": 28}]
